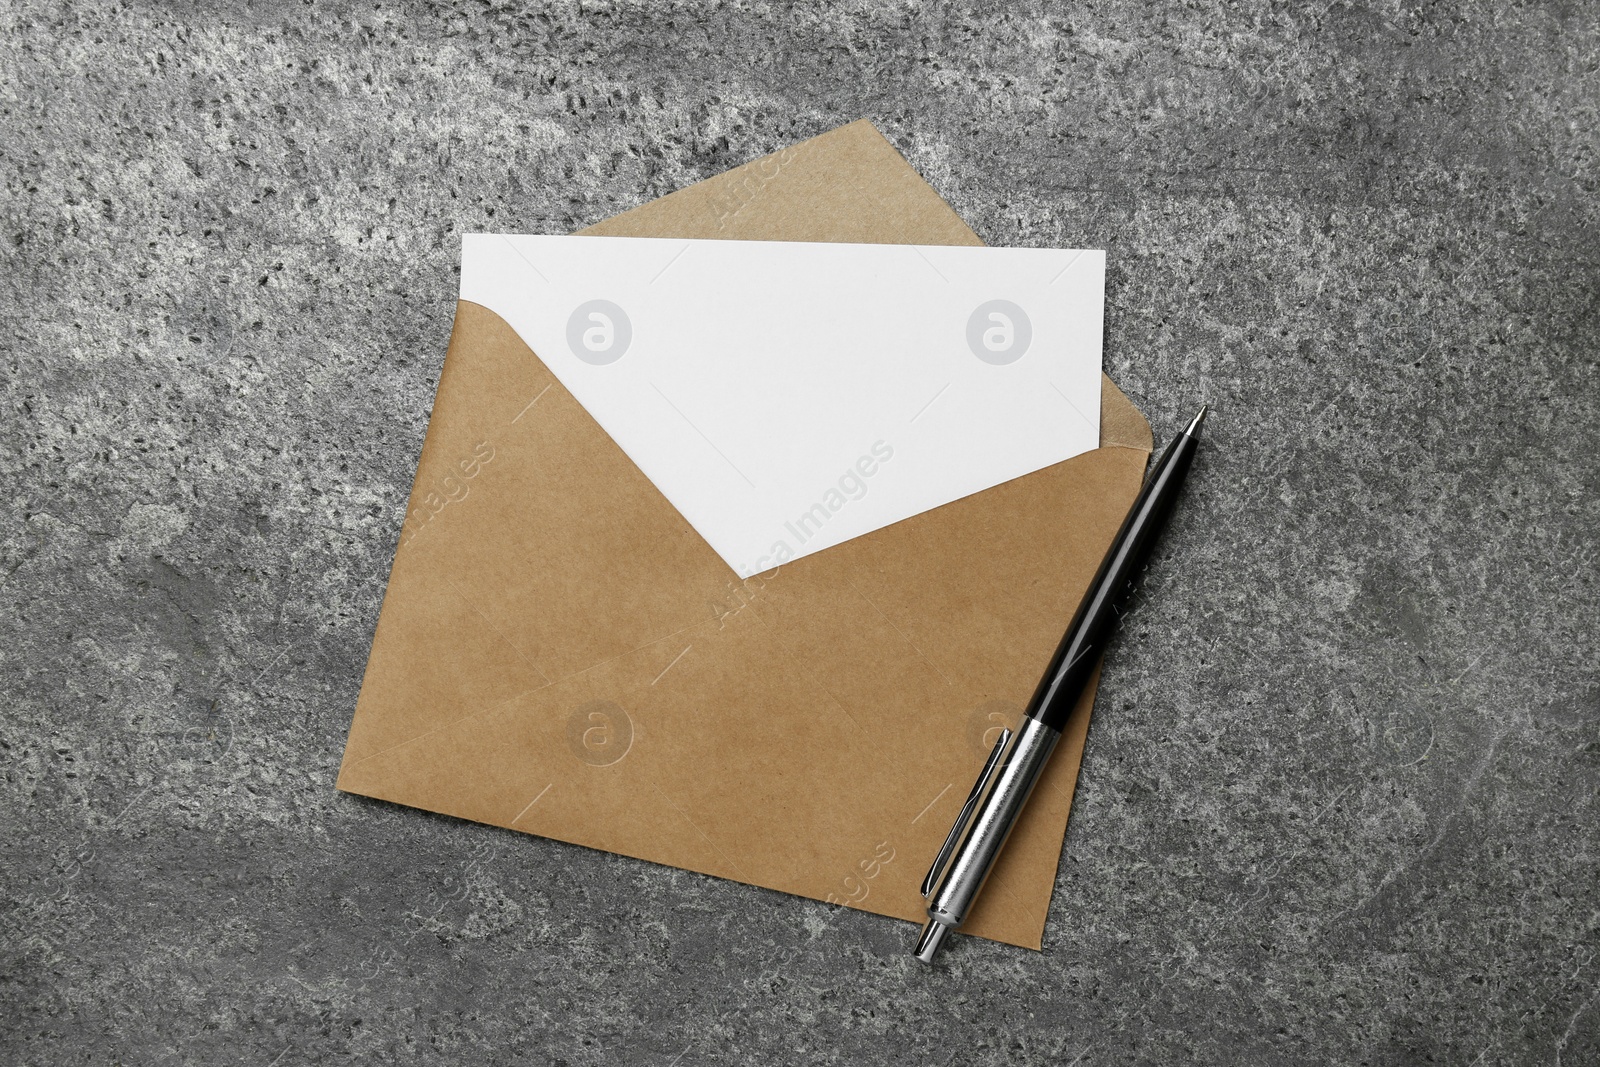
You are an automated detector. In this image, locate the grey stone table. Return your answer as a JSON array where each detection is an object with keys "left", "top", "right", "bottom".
[{"left": 3, "top": 2, "right": 1596, "bottom": 1064}]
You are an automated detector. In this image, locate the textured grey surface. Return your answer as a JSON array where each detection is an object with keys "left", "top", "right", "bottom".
[{"left": 3, "top": 1, "right": 1598, "bottom": 1064}]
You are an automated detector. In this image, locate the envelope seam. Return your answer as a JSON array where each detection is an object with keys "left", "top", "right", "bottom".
[
  {"left": 651, "top": 783, "right": 755, "bottom": 884},
  {"left": 545, "top": 621, "right": 708, "bottom": 688},
  {"left": 747, "top": 608, "right": 865, "bottom": 734},
  {"left": 442, "top": 572, "right": 553, "bottom": 689},
  {"left": 844, "top": 576, "right": 956, "bottom": 690}
]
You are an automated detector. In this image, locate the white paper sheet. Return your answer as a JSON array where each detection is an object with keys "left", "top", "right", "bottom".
[{"left": 461, "top": 234, "right": 1104, "bottom": 578}]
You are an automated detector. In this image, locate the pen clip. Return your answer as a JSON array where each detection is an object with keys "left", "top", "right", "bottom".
[{"left": 920, "top": 726, "right": 1013, "bottom": 899}]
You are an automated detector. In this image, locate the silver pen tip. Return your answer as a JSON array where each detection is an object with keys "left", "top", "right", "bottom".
[
  {"left": 913, "top": 919, "right": 952, "bottom": 964},
  {"left": 1184, "top": 404, "right": 1208, "bottom": 438}
]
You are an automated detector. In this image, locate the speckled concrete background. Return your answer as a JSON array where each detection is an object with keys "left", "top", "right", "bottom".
[{"left": 3, "top": 1, "right": 1597, "bottom": 1064}]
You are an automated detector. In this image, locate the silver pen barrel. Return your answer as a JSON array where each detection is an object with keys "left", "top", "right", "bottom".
[{"left": 914, "top": 716, "right": 1061, "bottom": 963}]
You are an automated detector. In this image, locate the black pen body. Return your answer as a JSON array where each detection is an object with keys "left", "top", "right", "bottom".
[
  {"left": 1025, "top": 416, "right": 1202, "bottom": 732},
  {"left": 915, "top": 408, "right": 1206, "bottom": 963}
]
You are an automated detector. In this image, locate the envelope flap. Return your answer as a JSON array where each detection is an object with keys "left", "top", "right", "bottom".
[
  {"left": 583, "top": 119, "right": 1152, "bottom": 454},
  {"left": 582, "top": 119, "right": 982, "bottom": 247},
  {"left": 1101, "top": 375, "right": 1154, "bottom": 452}
]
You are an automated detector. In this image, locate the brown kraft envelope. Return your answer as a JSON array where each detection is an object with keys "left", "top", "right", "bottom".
[{"left": 338, "top": 119, "right": 1154, "bottom": 949}]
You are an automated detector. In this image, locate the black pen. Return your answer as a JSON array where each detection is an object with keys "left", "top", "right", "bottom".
[{"left": 914, "top": 405, "right": 1207, "bottom": 963}]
